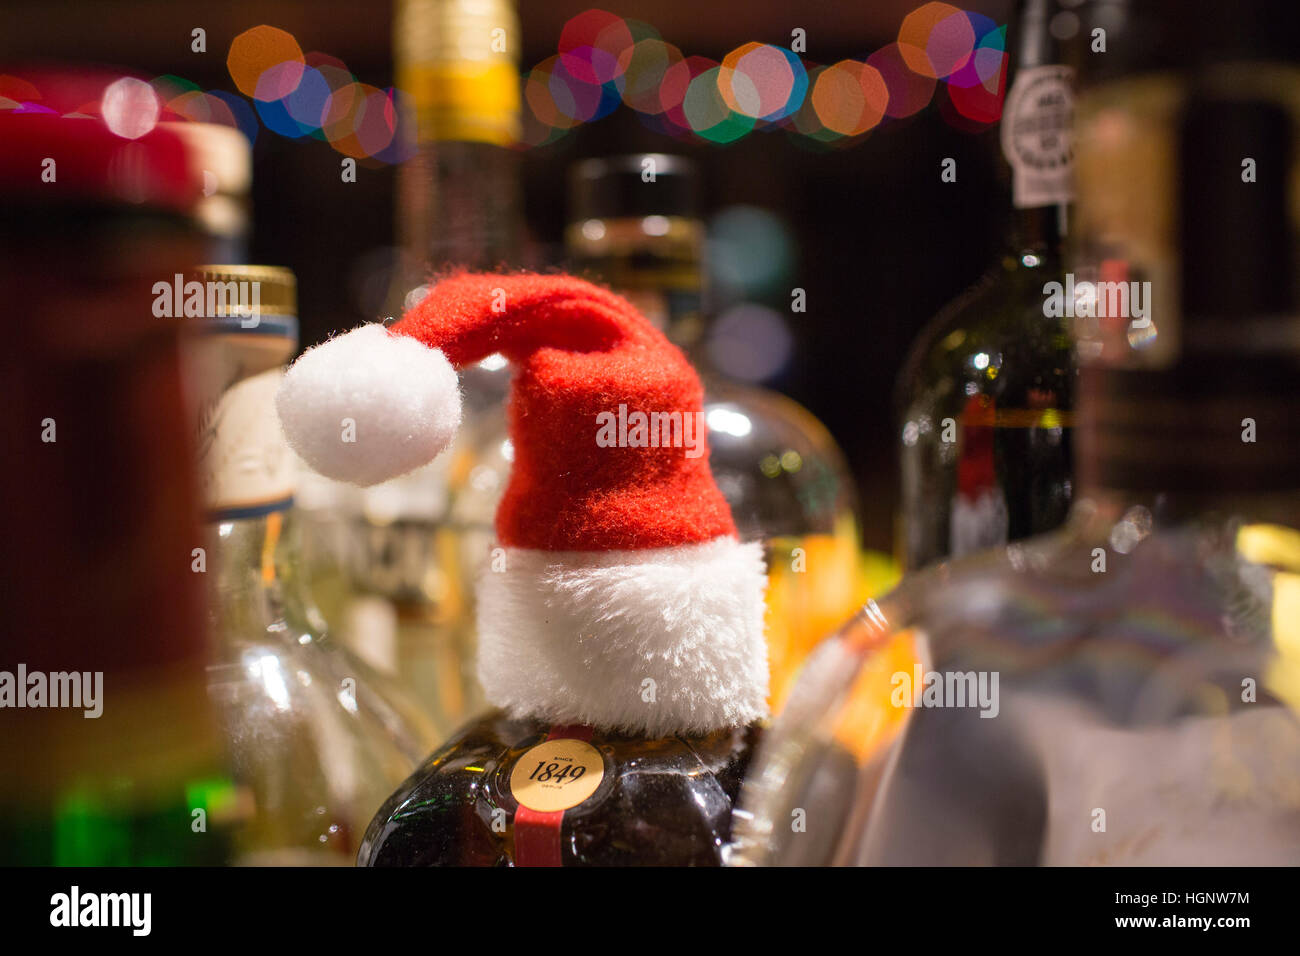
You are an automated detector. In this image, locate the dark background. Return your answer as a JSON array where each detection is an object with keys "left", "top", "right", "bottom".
[{"left": 1, "top": 0, "right": 1013, "bottom": 552}]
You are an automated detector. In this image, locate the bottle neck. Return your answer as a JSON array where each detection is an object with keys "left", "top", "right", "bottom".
[
  {"left": 1000, "top": 1, "right": 1074, "bottom": 256},
  {"left": 566, "top": 214, "right": 708, "bottom": 348},
  {"left": 393, "top": 0, "right": 522, "bottom": 275},
  {"left": 1008, "top": 202, "right": 1068, "bottom": 259},
  {"left": 398, "top": 142, "right": 522, "bottom": 269},
  {"left": 209, "top": 507, "right": 324, "bottom": 643}
]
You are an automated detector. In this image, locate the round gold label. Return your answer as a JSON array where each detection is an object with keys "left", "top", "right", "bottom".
[{"left": 509, "top": 739, "right": 605, "bottom": 813}]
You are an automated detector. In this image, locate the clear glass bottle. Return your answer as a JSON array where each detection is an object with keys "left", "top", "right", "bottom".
[
  {"left": 565, "top": 154, "right": 866, "bottom": 711},
  {"left": 191, "top": 266, "right": 441, "bottom": 864},
  {"left": 732, "top": 5, "right": 1300, "bottom": 866},
  {"left": 293, "top": 0, "right": 525, "bottom": 733},
  {"left": 896, "top": 0, "right": 1076, "bottom": 572}
]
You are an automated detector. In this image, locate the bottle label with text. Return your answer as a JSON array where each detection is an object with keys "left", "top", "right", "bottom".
[{"left": 1001, "top": 65, "right": 1075, "bottom": 209}]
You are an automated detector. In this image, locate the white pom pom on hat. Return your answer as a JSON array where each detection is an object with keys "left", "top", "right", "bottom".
[{"left": 274, "top": 324, "right": 461, "bottom": 487}]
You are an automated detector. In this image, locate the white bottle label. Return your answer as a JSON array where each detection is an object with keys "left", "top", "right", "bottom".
[
  {"left": 198, "top": 368, "right": 295, "bottom": 517},
  {"left": 1001, "top": 65, "right": 1075, "bottom": 209}
]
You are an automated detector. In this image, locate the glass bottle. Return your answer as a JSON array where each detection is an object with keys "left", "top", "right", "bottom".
[
  {"left": 360, "top": 717, "right": 761, "bottom": 865},
  {"left": 732, "top": 3, "right": 1300, "bottom": 866},
  {"left": 896, "top": 0, "right": 1076, "bottom": 572},
  {"left": 0, "top": 73, "right": 236, "bottom": 865},
  {"left": 565, "top": 154, "right": 866, "bottom": 711},
  {"left": 293, "top": 0, "right": 524, "bottom": 732},
  {"left": 191, "top": 266, "right": 441, "bottom": 864}
]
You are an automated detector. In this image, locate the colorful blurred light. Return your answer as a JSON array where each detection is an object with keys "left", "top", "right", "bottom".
[
  {"left": 868, "top": 42, "right": 937, "bottom": 119},
  {"left": 620, "top": 39, "right": 683, "bottom": 115},
  {"left": 811, "top": 60, "right": 888, "bottom": 137},
  {"left": 228, "top": 26, "right": 304, "bottom": 101},
  {"left": 560, "top": 9, "right": 634, "bottom": 85},
  {"left": 684, "top": 67, "right": 753, "bottom": 143},
  {"left": 101, "top": 77, "right": 160, "bottom": 139},
  {"left": 945, "top": 22, "right": 1007, "bottom": 126},
  {"left": 720, "top": 43, "right": 805, "bottom": 122},
  {"left": 946, "top": 17, "right": 1005, "bottom": 89},
  {"left": 46, "top": 5, "right": 1012, "bottom": 164},
  {"left": 898, "top": 3, "right": 974, "bottom": 79},
  {"left": 283, "top": 66, "right": 332, "bottom": 134}
]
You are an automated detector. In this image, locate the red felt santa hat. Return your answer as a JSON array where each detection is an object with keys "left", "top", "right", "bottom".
[{"left": 276, "top": 272, "right": 768, "bottom": 736}]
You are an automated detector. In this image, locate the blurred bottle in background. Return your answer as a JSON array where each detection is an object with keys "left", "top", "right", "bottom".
[
  {"left": 297, "top": 0, "right": 524, "bottom": 735},
  {"left": 734, "top": 0, "right": 1300, "bottom": 866},
  {"left": 896, "top": 0, "right": 1076, "bottom": 572},
  {"left": 187, "top": 266, "right": 441, "bottom": 864},
  {"left": 162, "top": 119, "right": 252, "bottom": 264},
  {"left": 565, "top": 154, "right": 869, "bottom": 711},
  {"left": 0, "top": 70, "right": 235, "bottom": 864}
]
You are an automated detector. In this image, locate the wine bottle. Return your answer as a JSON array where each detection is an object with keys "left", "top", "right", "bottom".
[{"left": 897, "top": 0, "right": 1076, "bottom": 571}]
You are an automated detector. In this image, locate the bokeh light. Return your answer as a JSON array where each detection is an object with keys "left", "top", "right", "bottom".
[
  {"left": 869, "top": 43, "right": 937, "bottom": 119},
  {"left": 684, "top": 67, "right": 753, "bottom": 143},
  {"left": 560, "top": 9, "right": 634, "bottom": 85},
  {"left": 946, "top": 16, "right": 1005, "bottom": 89},
  {"left": 720, "top": 43, "right": 805, "bottom": 122},
  {"left": 710, "top": 205, "right": 796, "bottom": 299},
  {"left": 812, "top": 60, "right": 889, "bottom": 137},
  {"left": 945, "top": 22, "right": 1006, "bottom": 126},
  {"left": 283, "top": 66, "right": 332, "bottom": 131},
  {"left": 619, "top": 39, "right": 683, "bottom": 115},
  {"left": 1, "top": 6, "right": 1009, "bottom": 166},
  {"left": 101, "top": 77, "right": 160, "bottom": 139},
  {"left": 228, "top": 25, "right": 304, "bottom": 101},
  {"left": 707, "top": 303, "right": 794, "bottom": 383},
  {"left": 898, "top": 3, "right": 974, "bottom": 79}
]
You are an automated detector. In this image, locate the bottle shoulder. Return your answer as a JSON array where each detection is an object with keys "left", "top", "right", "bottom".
[{"left": 897, "top": 259, "right": 1075, "bottom": 415}]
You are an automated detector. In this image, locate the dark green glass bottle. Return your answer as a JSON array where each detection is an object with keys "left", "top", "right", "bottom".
[{"left": 897, "top": 0, "right": 1076, "bottom": 571}]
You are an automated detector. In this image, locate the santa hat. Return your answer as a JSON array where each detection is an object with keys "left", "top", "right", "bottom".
[{"left": 276, "top": 272, "right": 768, "bottom": 737}]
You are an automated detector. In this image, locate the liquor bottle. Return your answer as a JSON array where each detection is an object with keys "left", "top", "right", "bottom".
[
  {"left": 392, "top": 0, "right": 522, "bottom": 415},
  {"left": 276, "top": 273, "right": 771, "bottom": 866},
  {"left": 291, "top": 0, "right": 524, "bottom": 733},
  {"left": 0, "top": 70, "right": 235, "bottom": 865},
  {"left": 189, "top": 266, "right": 442, "bottom": 864},
  {"left": 896, "top": 0, "right": 1075, "bottom": 571},
  {"left": 732, "top": 0, "right": 1300, "bottom": 866},
  {"left": 566, "top": 154, "right": 865, "bottom": 711}
]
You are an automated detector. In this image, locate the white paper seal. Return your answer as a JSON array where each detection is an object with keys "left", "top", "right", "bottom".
[{"left": 1001, "top": 65, "right": 1075, "bottom": 209}]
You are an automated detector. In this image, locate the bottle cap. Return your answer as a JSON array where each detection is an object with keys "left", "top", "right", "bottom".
[
  {"left": 196, "top": 264, "right": 297, "bottom": 316},
  {"left": 394, "top": 0, "right": 521, "bottom": 146}
]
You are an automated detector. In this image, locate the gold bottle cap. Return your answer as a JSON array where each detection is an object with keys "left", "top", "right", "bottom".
[
  {"left": 395, "top": 0, "right": 521, "bottom": 146},
  {"left": 194, "top": 264, "right": 297, "bottom": 316}
]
